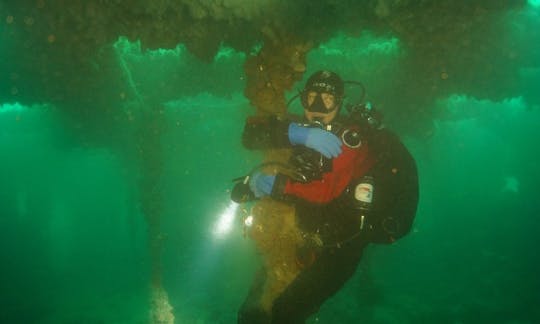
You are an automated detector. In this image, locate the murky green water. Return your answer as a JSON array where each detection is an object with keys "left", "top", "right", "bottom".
[{"left": 1, "top": 3, "right": 539, "bottom": 324}]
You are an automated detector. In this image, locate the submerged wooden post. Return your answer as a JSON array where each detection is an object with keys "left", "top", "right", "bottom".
[
  {"left": 135, "top": 109, "right": 175, "bottom": 324},
  {"left": 243, "top": 33, "right": 312, "bottom": 311}
]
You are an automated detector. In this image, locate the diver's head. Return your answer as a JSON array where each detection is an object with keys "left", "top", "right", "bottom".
[{"left": 301, "top": 70, "right": 344, "bottom": 125}]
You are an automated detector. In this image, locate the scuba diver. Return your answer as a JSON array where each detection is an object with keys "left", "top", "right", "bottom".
[{"left": 234, "top": 70, "right": 419, "bottom": 323}]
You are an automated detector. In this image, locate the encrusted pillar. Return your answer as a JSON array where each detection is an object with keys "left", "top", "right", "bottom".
[
  {"left": 243, "top": 32, "right": 312, "bottom": 312},
  {"left": 244, "top": 34, "right": 311, "bottom": 115},
  {"left": 136, "top": 109, "right": 174, "bottom": 324}
]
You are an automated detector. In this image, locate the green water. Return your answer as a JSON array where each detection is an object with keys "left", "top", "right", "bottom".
[{"left": 1, "top": 3, "right": 540, "bottom": 324}]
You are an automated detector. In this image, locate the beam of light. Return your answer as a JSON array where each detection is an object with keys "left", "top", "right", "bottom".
[
  {"left": 0, "top": 102, "right": 26, "bottom": 114},
  {"left": 528, "top": 0, "right": 540, "bottom": 7},
  {"left": 211, "top": 201, "right": 239, "bottom": 239},
  {"left": 244, "top": 215, "right": 254, "bottom": 227}
]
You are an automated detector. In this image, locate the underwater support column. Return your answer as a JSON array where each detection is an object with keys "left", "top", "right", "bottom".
[
  {"left": 114, "top": 43, "right": 174, "bottom": 322},
  {"left": 244, "top": 37, "right": 311, "bottom": 115},
  {"left": 243, "top": 35, "right": 312, "bottom": 312},
  {"left": 136, "top": 108, "right": 175, "bottom": 324},
  {"left": 243, "top": 34, "right": 312, "bottom": 175}
]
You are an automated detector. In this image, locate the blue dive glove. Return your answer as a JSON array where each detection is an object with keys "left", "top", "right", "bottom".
[
  {"left": 288, "top": 123, "right": 342, "bottom": 158},
  {"left": 249, "top": 172, "right": 276, "bottom": 198}
]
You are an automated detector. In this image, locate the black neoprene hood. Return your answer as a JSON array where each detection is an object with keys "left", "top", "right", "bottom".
[{"left": 304, "top": 71, "right": 344, "bottom": 97}]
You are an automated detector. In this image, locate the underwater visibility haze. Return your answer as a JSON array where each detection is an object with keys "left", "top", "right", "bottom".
[{"left": 1, "top": 1, "right": 540, "bottom": 323}]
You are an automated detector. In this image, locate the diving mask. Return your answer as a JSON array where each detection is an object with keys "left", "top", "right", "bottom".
[{"left": 305, "top": 93, "right": 338, "bottom": 113}]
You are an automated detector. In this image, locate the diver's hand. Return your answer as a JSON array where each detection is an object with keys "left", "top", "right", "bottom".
[
  {"left": 249, "top": 172, "right": 276, "bottom": 198},
  {"left": 288, "top": 123, "right": 342, "bottom": 158}
]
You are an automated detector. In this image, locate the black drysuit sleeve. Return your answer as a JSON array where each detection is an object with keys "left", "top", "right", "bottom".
[{"left": 241, "top": 115, "right": 292, "bottom": 150}]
